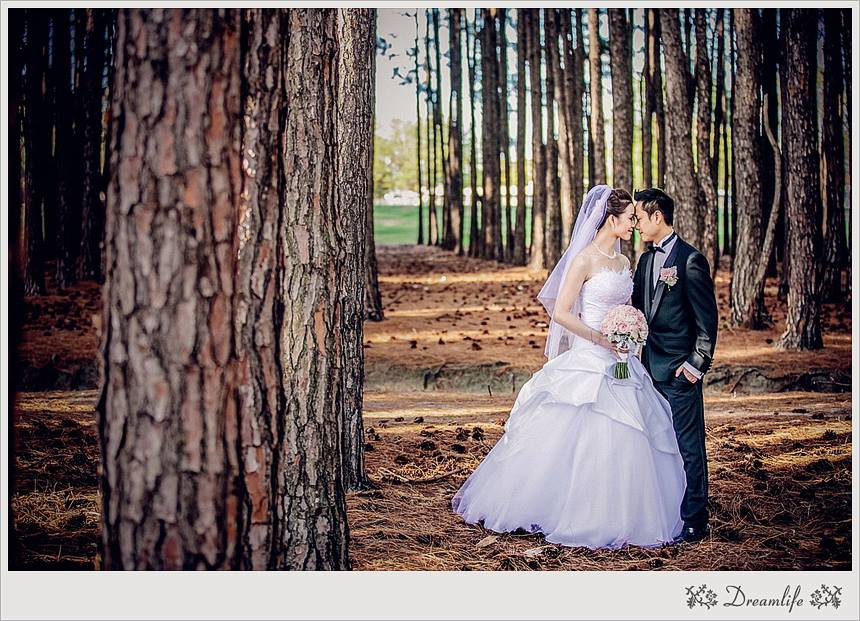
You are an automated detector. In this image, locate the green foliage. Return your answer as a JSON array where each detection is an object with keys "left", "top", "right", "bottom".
[{"left": 374, "top": 118, "right": 419, "bottom": 197}]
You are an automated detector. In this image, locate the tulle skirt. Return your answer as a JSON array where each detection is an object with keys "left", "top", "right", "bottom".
[{"left": 452, "top": 343, "right": 685, "bottom": 549}]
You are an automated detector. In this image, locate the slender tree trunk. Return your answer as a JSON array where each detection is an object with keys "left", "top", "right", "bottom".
[
  {"left": 447, "top": 8, "right": 464, "bottom": 256},
  {"left": 760, "top": 9, "right": 780, "bottom": 277},
  {"left": 587, "top": 9, "right": 606, "bottom": 185},
  {"left": 337, "top": 8, "right": 375, "bottom": 491},
  {"left": 729, "top": 9, "right": 738, "bottom": 261},
  {"left": 820, "top": 9, "right": 847, "bottom": 301},
  {"left": 481, "top": 9, "right": 501, "bottom": 261},
  {"left": 544, "top": 9, "right": 562, "bottom": 266},
  {"left": 653, "top": 12, "right": 666, "bottom": 188},
  {"left": 424, "top": 11, "right": 437, "bottom": 246},
  {"left": 414, "top": 12, "right": 424, "bottom": 245},
  {"left": 642, "top": 9, "right": 654, "bottom": 188},
  {"left": 433, "top": 9, "right": 451, "bottom": 250},
  {"left": 526, "top": 9, "right": 546, "bottom": 269},
  {"left": 695, "top": 9, "right": 718, "bottom": 272},
  {"left": 712, "top": 9, "right": 725, "bottom": 257},
  {"left": 778, "top": 9, "right": 823, "bottom": 350},
  {"left": 76, "top": 9, "right": 108, "bottom": 282},
  {"left": 553, "top": 10, "right": 573, "bottom": 247},
  {"left": 51, "top": 10, "right": 76, "bottom": 289},
  {"left": 660, "top": 9, "right": 700, "bottom": 248},
  {"left": 9, "top": 10, "right": 25, "bottom": 286},
  {"left": 22, "top": 9, "right": 49, "bottom": 295},
  {"left": 466, "top": 12, "right": 480, "bottom": 257},
  {"left": 513, "top": 9, "right": 528, "bottom": 265},
  {"left": 841, "top": 7, "right": 852, "bottom": 302},
  {"left": 574, "top": 9, "right": 587, "bottom": 208},
  {"left": 563, "top": 9, "right": 584, "bottom": 225},
  {"left": 609, "top": 8, "right": 633, "bottom": 263},
  {"left": 730, "top": 10, "right": 766, "bottom": 328},
  {"left": 498, "top": 10, "right": 513, "bottom": 262}
]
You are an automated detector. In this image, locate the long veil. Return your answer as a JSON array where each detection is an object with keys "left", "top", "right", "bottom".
[{"left": 537, "top": 185, "right": 617, "bottom": 360}]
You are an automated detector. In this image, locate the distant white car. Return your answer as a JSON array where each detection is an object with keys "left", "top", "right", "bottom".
[{"left": 381, "top": 190, "right": 420, "bottom": 206}]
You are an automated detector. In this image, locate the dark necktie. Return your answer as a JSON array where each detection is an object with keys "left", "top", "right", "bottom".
[{"left": 653, "top": 233, "right": 676, "bottom": 254}]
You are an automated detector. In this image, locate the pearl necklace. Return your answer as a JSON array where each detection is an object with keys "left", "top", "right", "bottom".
[{"left": 591, "top": 241, "right": 617, "bottom": 259}]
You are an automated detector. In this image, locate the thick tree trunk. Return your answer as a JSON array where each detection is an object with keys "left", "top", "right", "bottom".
[
  {"left": 447, "top": 8, "right": 464, "bottom": 256},
  {"left": 694, "top": 9, "right": 718, "bottom": 272},
  {"left": 466, "top": 12, "right": 480, "bottom": 257},
  {"left": 730, "top": 10, "right": 766, "bottom": 328},
  {"left": 608, "top": 9, "right": 634, "bottom": 263},
  {"left": 337, "top": 8, "right": 375, "bottom": 491},
  {"left": 526, "top": 9, "right": 546, "bottom": 270},
  {"left": 778, "top": 9, "right": 823, "bottom": 350},
  {"left": 820, "top": 10, "right": 847, "bottom": 302},
  {"left": 562, "top": 9, "right": 584, "bottom": 226},
  {"left": 414, "top": 12, "right": 424, "bottom": 245},
  {"left": 544, "top": 9, "right": 562, "bottom": 266},
  {"left": 587, "top": 9, "right": 606, "bottom": 185},
  {"left": 498, "top": 10, "right": 512, "bottom": 262},
  {"left": 100, "top": 8, "right": 350, "bottom": 570},
  {"left": 100, "top": 8, "right": 246, "bottom": 569},
  {"left": 513, "top": 9, "right": 528, "bottom": 265},
  {"left": 651, "top": 10, "right": 666, "bottom": 187},
  {"left": 76, "top": 9, "right": 109, "bottom": 282},
  {"left": 660, "top": 10, "right": 701, "bottom": 248},
  {"left": 480, "top": 9, "right": 501, "bottom": 261}
]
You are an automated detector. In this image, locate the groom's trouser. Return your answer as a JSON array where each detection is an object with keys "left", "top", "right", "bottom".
[{"left": 654, "top": 376, "right": 709, "bottom": 527}]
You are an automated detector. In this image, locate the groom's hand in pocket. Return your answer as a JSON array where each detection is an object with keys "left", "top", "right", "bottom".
[{"left": 675, "top": 365, "right": 698, "bottom": 384}]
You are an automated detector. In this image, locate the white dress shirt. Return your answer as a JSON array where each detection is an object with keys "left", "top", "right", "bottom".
[{"left": 651, "top": 231, "right": 703, "bottom": 380}]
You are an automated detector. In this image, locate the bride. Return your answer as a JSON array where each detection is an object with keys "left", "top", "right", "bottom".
[{"left": 452, "top": 185, "right": 685, "bottom": 549}]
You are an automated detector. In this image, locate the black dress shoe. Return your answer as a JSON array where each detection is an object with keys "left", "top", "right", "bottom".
[{"left": 673, "top": 523, "right": 711, "bottom": 544}]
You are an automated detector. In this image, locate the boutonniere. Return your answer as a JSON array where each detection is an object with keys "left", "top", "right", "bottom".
[{"left": 659, "top": 266, "right": 679, "bottom": 289}]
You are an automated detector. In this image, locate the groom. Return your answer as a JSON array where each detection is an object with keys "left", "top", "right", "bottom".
[{"left": 631, "top": 188, "right": 718, "bottom": 544}]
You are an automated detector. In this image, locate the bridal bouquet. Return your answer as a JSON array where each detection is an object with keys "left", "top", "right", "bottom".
[{"left": 600, "top": 305, "right": 649, "bottom": 379}]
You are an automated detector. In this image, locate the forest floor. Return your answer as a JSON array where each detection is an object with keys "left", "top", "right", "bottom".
[{"left": 10, "top": 245, "right": 853, "bottom": 570}]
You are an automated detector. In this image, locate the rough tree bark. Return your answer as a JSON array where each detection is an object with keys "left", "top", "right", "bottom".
[
  {"left": 778, "top": 9, "right": 823, "bottom": 350},
  {"left": 694, "top": 9, "right": 718, "bottom": 272},
  {"left": 712, "top": 9, "right": 726, "bottom": 246},
  {"left": 99, "top": 8, "right": 350, "bottom": 570},
  {"left": 730, "top": 9, "right": 766, "bottom": 328},
  {"left": 642, "top": 9, "right": 654, "bottom": 188},
  {"left": 820, "top": 9, "right": 847, "bottom": 301},
  {"left": 337, "top": 8, "right": 376, "bottom": 491},
  {"left": 526, "top": 9, "right": 546, "bottom": 269},
  {"left": 513, "top": 9, "right": 528, "bottom": 265},
  {"left": 587, "top": 9, "right": 606, "bottom": 185},
  {"left": 573, "top": 9, "right": 587, "bottom": 214},
  {"left": 609, "top": 9, "right": 634, "bottom": 262},
  {"left": 660, "top": 9, "right": 701, "bottom": 248},
  {"left": 544, "top": 9, "right": 562, "bottom": 266},
  {"left": 447, "top": 8, "right": 464, "bottom": 255}
]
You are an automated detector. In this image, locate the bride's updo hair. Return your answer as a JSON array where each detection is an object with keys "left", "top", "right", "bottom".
[{"left": 598, "top": 188, "right": 633, "bottom": 228}]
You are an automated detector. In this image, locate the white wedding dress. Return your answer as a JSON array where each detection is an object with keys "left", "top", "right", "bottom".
[{"left": 452, "top": 267, "right": 686, "bottom": 549}]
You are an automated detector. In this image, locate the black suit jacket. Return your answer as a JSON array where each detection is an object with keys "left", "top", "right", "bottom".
[{"left": 632, "top": 236, "right": 718, "bottom": 383}]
